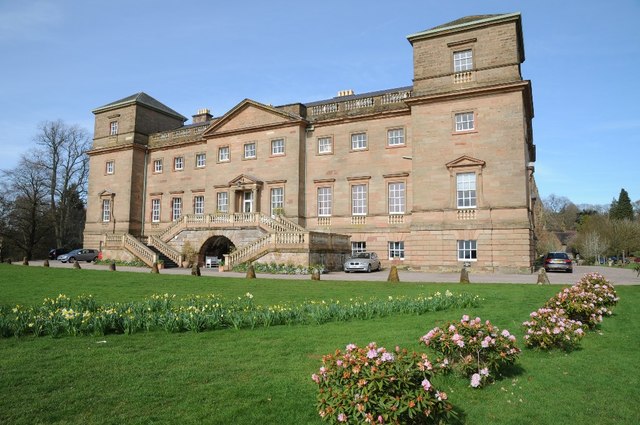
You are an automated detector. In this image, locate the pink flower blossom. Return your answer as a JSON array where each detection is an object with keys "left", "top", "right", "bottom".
[
  {"left": 337, "top": 413, "right": 347, "bottom": 422},
  {"left": 366, "top": 349, "right": 378, "bottom": 359},
  {"left": 311, "top": 373, "right": 320, "bottom": 383},
  {"left": 470, "top": 373, "right": 481, "bottom": 388},
  {"left": 461, "top": 314, "right": 470, "bottom": 322},
  {"left": 422, "top": 378, "right": 432, "bottom": 391}
]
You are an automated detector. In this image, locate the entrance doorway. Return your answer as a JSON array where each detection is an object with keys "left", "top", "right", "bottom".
[
  {"left": 199, "top": 236, "right": 235, "bottom": 268},
  {"left": 242, "top": 191, "right": 253, "bottom": 213}
]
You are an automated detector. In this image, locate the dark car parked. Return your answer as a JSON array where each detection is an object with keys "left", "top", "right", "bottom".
[
  {"left": 49, "top": 248, "right": 70, "bottom": 260},
  {"left": 57, "top": 249, "right": 99, "bottom": 263},
  {"left": 543, "top": 252, "right": 573, "bottom": 273}
]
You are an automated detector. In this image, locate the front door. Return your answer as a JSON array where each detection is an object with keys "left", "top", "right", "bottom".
[{"left": 243, "top": 191, "right": 253, "bottom": 213}]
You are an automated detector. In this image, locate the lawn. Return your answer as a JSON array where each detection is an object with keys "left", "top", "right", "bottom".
[{"left": 1, "top": 264, "right": 638, "bottom": 424}]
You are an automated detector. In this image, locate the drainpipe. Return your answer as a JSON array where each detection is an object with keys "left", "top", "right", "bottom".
[{"left": 141, "top": 147, "right": 149, "bottom": 237}]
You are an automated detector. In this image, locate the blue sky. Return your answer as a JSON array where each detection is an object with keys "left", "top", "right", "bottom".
[{"left": 0, "top": 0, "right": 638, "bottom": 206}]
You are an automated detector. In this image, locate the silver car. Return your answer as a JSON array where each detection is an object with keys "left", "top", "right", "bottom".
[
  {"left": 344, "top": 252, "right": 381, "bottom": 273},
  {"left": 57, "top": 249, "right": 99, "bottom": 263}
]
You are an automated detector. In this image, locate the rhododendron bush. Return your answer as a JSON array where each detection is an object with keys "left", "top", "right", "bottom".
[
  {"left": 312, "top": 343, "right": 455, "bottom": 424},
  {"left": 420, "top": 315, "right": 521, "bottom": 389}
]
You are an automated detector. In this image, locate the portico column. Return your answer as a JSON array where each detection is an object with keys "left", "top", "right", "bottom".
[{"left": 252, "top": 186, "right": 258, "bottom": 213}]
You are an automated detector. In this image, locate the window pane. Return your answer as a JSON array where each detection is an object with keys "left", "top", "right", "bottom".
[
  {"left": 454, "top": 49, "right": 473, "bottom": 72},
  {"left": 151, "top": 199, "right": 160, "bottom": 222},
  {"left": 218, "top": 147, "right": 229, "bottom": 161},
  {"left": 455, "top": 112, "right": 474, "bottom": 131},
  {"left": 351, "top": 242, "right": 366, "bottom": 255},
  {"left": 196, "top": 153, "right": 206, "bottom": 167},
  {"left": 457, "top": 240, "right": 477, "bottom": 260},
  {"left": 318, "top": 137, "right": 332, "bottom": 154},
  {"left": 351, "top": 133, "right": 367, "bottom": 150},
  {"left": 318, "top": 187, "right": 332, "bottom": 216},
  {"left": 172, "top": 198, "right": 182, "bottom": 221},
  {"left": 244, "top": 143, "right": 256, "bottom": 158},
  {"left": 154, "top": 159, "right": 163, "bottom": 173},
  {"left": 271, "top": 188, "right": 284, "bottom": 214},
  {"left": 352, "top": 184, "right": 367, "bottom": 215},
  {"left": 388, "top": 241, "right": 405, "bottom": 259},
  {"left": 456, "top": 173, "right": 477, "bottom": 208},
  {"left": 217, "top": 192, "right": 228, "bottom": 213},
  {"left": 102, "top": 199, "right": 110, "bottom": 222},
  {"left": 174, "top": 157, "right": 184, "bottom": 170},
  {"left": 388, "top": 182, "right": 405, "bottom": 214},
  {"left": 387, "top": 128, "right": 404, "bottom": 146},
  {"left": 271, "top": 139, "right": 285, "bottom": 155},
  {"left": 194, "top": 196, "right": 204, "bottom": 214}
]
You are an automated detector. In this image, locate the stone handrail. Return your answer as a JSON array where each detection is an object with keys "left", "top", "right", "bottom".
[
  {"left": 147, "top": 235, "right": 182, "bottom": 266},
  {"left": 123, "top": 233, "right": 157, "bottom": 266},
  {"left": 224, "top": 233, "right": 273, "bottom": 269}
]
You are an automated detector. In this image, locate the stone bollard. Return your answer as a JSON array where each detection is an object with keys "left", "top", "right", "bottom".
[
  {"left": 537, "top": 268, "right": 550, "bottom": 285},
  {"left": 191, "top": 263, "right": 201, "bottom": 276},
  {"left": 387, "top": 265, "right": 400, "bottom": 282},
  {"left": 73, "top": 259, "right": 81, "bottom": 269},
  {"left": 6, "top": 258, "right": 12, "bottom": 264},
  {"left": 460, "top": 267, "right": 470, "bottom": 284},
  {"left": 43, "top": 259, "right": 50, "bottom": 267},
  {"left": 311, "top": 268, "right": 321, "bottom": 281},
  {"left": 22, "top": 257, "right": 29, "bottom": 266},
  {"left": 109, "top": 262, "right": 116, "bottom": 271},
  {"left": 151, "top": 262, "right": 159, "bottom": 274},
  {"left": 246, "top": 264, "right": 256, "bottom": 279}
]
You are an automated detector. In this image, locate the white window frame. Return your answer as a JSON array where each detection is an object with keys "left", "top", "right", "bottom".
[
  {"left": 388, "top": 241, "right": 405, "bottom": 260},
  {"left": 105, "top": 160, "right": 114, "bottom": 175},
  {"left": 351, "top": 133, "right": 367, "bottom": 151},
  {"left": 271, "top": 139, "right": 285, "bottom": 156},
  {"left": 351, "top": 241, "right": 366, "bottom": 256},
  {"left": 102, "top": 199, "right": 111, "bottom": 222},
  {"left": 171, "top": 198, "right": 182, "bottom": 221},
  {"left": 196, "top": 153, "right": 206, "bottom": 168},
  {"left": 193, "top": 195, "right": 204, "bottom": 215},
  {"left": 317, "top": 187, "right": 332, "bottom": 216},
  {"left": 388, "top": 182, "right": 405, "bottom": 214},
  {"left": 318, "top": 137, "right": 333, "bottom": 154},
  {"left": 151, "top": 198, "right": 161, "bottom": 223},
  {"left": 351, "top": 184, "right": 367, "bottom": 216},
  {"left": 456, "top": 172, "right": 477, "bottom": 209},
  {"left": 216, "top": 192, "right": 228, "bottom": 213},
  {"left": 453, "top": 49, "right": 473, "bottom": 72},
  {"left": 174, "top": 156, "right": 184, "bottom": 171},
  {"left": 109, "top": 121, "right": 118, "bottom": 136},
  {"left": 153, "top": 159, "right": 163, "bottom": 173},
  {"left": 457, "top": 240, "right": 477, "bottom": 261},
  {"left": 244, "top": 142, "right": 256, "bottom": 159},
  {"left": 455, "top": 112, "right": 475, "bottom": 132},
  {"left": 387, "top": 128, "right": 405, "bottom": 146},
  {"left": 270, "top": 187, "right": 284, "bottom": 215},
  {"left": 218, "top": 146, "right": 230, "bottom": 162}
]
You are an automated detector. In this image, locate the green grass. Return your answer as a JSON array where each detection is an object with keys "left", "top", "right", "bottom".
[{"left": 1, "top": 264, "right": 639, "bottom": 424}]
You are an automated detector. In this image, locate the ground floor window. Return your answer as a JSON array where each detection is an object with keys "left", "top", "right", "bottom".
[
  {"left": 101, "top": 199, "right": 111, "bottom": 222},
  {"left": 194, "top": 195, "right": 204, "bottom": 215},
  {"left": 457, "top": 240, "right": 477, "bottom": 260},
  {"left": 172, "top": 198, "right": 182, "bottom": 221},
  {"left": 270, "top": 187, "right": 284, "bottom": 215},
  {"left": 217, "top": 192, "right": 228, "bottom": 213},
  {"left": 388, "top": 241, "right": 405, "bottom": 259},
  {"left": 351, "top": 241, "right": 366, "bottom": 256},
  {"left": 151, "top": 198, "right": 160, "bottom": 222}
]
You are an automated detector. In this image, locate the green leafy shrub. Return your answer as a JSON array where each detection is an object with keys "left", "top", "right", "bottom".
[
  {"left": 573, "top": 272, "right": 619, "bottom": 307},
  {"left": 420, "top": 315, "right": 521, "bottom": 388},
  {"left": 232, "top": 261, "right": 327, "bottom": 274},
  {"left": 544, "top": 286, "right": 612, "bottom": 328},
  {"left": 312, "top": 342, "right": 456, "bottom": 424}
]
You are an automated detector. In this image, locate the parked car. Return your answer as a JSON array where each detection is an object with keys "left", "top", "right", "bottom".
[
  {"left": 57, "top": 249, "right": 99, "bottom": 263},
  {"left": 543, "top": 252, "right": 573, "bottom": 273},
  {"left": 48, "top": 248, "right": 69, "bottom": 260},
  {"left": 344, "top": 252, "right": 381, "bottom": 273}
]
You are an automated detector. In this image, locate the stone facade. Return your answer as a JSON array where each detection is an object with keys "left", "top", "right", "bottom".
[{"left": 84, "top": 13, "right": 537, "bottom": 273}]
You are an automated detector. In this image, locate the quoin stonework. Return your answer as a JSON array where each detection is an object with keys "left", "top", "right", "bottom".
[{"left": 84, "top": 13, "right": 537, "bottom": 273}]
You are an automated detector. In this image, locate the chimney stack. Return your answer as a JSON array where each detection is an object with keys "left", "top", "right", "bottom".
[{"left": 192, "top": 108, "right": 213, "bottom": 124}]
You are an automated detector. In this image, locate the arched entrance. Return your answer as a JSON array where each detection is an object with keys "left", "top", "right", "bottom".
[{"left": 199, "top": 235, "right": 235, "bottom": 268}]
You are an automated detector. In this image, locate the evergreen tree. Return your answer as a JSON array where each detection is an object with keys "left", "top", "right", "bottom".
[{"left": 610, "top": 189, "right": 634, "bottom": 220}]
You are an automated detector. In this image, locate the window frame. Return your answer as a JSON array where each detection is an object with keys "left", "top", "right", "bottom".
[
  {"left": 456, "top": 172, "right": 477, "bottom": 209},
  {"left": 317, "top": 186, "right": 332, "bottom": 217},
  {"left": 244, "top": 142, "right": 257, "bottom": 160},
  {"left": 216, "top": 191, "right": 228, "bottom": 213},
  {"left": 388, "top": 241, "right": 405, "bottom": 260},
  {"left": 195, "top": 153, "right": 206, "bottom": 168},
  {"left": 171, "top": 197, "right": 182, "bottom": 221},
  {"left": 317, "top": 136, "right": 333, "bottom": 155},
  {"left": 105, "top": 160, "right": 114, "bottom": 175},
  {"left": 218, "top": 146, "right": 230, "bottom": 162},
  {"left": 388, "top": 181, "right": 406, "bottom": 215},
  {"left": 350, "top": 132, "right": 368, "bottom": 151},
  {"left": 153, "top": 159, "right": 163, "bottom": 173},
  {"left": 454, "top": 112, "right": 475, "bottom": 132},
  {"left": 271, "top": 138, "right": 285, "bottom": 156},
  {"left": 109, "top": 121, "right": 118, "bottom": 136},
  {"left": 351, "top": 183, "right": 368, "bottom": 216},
  {"left": 151, "top": 198, "right": 161, "bottom": 223},
  {"left": 193, "top": 195, "right": 205, "bottom": 215},
  {"left": 386, "top": 128, "right": 405, "bottom": 147},
  {"left": 457, "top": 240, "right": 477, "bottom": 261},
  {"left": 174, "top": 156, "right": 184, "bottom": 171},
  {"left": 453, "top": 49, "right": 473, "bottom": 73},
  {"left": 101, "top": 199, "right": 111, "bottom": 222},
  {"left": 270, "top": 187, "right": 284, "bottom": 215},
  {"left": 351, "top": 241, "right": 366, "bottom": 256}
]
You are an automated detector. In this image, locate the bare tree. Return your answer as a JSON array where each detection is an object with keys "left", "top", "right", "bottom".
[
  {"left": 577, "top": 231, "right": 608, "bottom": 264},
  {"left": 34, "top": 120, "right": 91, "bottom": 248},
  {"left": 0, "top": 157, "right": 51, "bottom": 259}
]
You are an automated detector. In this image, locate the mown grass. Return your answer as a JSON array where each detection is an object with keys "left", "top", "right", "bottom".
[{"left": 1, "top": 264, "right": 638, "bottom": 424}]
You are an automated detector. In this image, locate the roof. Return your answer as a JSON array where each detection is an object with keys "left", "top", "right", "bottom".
[
  {"left": 407, "top": 12, "right": 521, "bottom": 42},
  {"left": 92, "top": 92, "right": 187, "bottom": 121},
  {"left": 304, "top": 85, "right": 413, "bottom": 107}
]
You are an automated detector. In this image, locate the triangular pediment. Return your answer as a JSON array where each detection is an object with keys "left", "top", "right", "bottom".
[
  {"left": 228, "top": 174, "right": 263, "bottom": 187},
  {"left": 203, "top": 99, "right": 304, "bottom": 137},
  {"left": 445, "top": 155, "right": 486, "bottom": 169},
  {"left": 98, "top": 189, "right": 115, "bottom": 197}
]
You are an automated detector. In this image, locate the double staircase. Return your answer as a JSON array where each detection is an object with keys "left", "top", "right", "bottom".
[{"left": 104, "top": 213, "right": 328, "bottom": 270}]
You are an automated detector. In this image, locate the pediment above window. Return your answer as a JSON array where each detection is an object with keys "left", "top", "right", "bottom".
[
  {"left": 445, "top": 155, "right": 486, "bottom": 170},
  {"left": 228, "top": 174, "right": 264, "bottom": 189}
]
